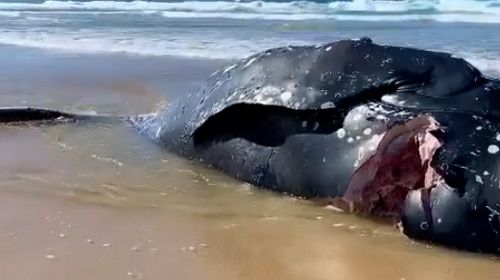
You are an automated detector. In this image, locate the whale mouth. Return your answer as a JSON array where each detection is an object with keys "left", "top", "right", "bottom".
[{"left": 331, "top": 116, "right": 443, "bottom": 222}]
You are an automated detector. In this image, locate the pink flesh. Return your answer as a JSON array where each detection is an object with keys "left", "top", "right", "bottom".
[{"left": 332, "top": 116, "right": 443, "bottom": 221}]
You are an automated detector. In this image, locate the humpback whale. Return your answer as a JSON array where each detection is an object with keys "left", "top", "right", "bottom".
[{"left": 3, "top": 38, "right": 500, "bottom": 254}]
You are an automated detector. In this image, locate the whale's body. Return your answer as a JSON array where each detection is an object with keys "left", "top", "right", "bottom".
[{"left": 3, "top": 38, "right": 500, "bottom": 253}]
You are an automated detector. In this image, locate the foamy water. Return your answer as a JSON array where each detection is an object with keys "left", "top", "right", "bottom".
[
  {"left": 1, "top": 1, "right": 500, "bottom": 75},
  {"left": 0, "top": 0, "right": 499, "bottom": 18}
]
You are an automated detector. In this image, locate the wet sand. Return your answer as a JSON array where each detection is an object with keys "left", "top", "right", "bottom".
[{"left": 1, "top": 45, "right": 500, "bottom": 280}]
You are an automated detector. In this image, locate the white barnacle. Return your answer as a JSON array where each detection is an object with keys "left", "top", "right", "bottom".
[
  {"left": 280, "top": 91, "right": 292, "bottom": 102},
  {"left": 255, "top": 85, "right": 281, "bottom": 97},
  {"left": 476, "top": 175, "right": 484, "bottom": 184},
  {"left": 320, "top": 101, "right": 336, "bottom": 109},
  {"left": 337, "top": 128, "right": 346, "bottom": 139},
  {"left": 352, "top": 114, "right": 363, "bottom": 121},
  {"left": 496, "top": 134, "right": 500, "bottom": 141},
  {"left": 363, "top": 128, "right": 372, "bottom": 135},
  {"left": 263, "top": 97, "right": 274, "bottom": 104},
  {"left": 358, "top": 146, "right": 365, "bottom": 160},
  {"left": 420, "top": 221, "right": 429, "bottom": 230},
  {"left": 254, "top": 94, "right": 264, "bottom": 102},
  {"left": 347, "top": 137, "right": 354, "bottom": 143},
  {"left": 484, "top": 171, "right": 490, "bottom": 176},
  {"left": 488, "top": 144, "right": 500, "bottom": 154}
]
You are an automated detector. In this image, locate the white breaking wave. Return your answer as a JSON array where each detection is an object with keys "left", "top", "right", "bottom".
[
  {"left": 0, "top": 11, "right": 21, "bottom": 17},
  {"left": 462, "top": 56, "right": 500, "bottom": 77},
  {"left": 155, "top": 11, "right": 500, "bottom": 23},
  {"left": 0, "top": 30, "right": 311, "bottom": 59},
  {"left": 0, "top": 30, "right": 499, "bottom": 77},
  {"left": 0, "top": 0, "right": 500, "bottom": 23}
]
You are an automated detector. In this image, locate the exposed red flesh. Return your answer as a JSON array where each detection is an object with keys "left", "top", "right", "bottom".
[{"left": 332, "top": 116, "right": 443, "bottom": 221}]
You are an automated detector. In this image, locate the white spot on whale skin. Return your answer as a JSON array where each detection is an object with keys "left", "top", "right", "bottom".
[
  {"left": 470, "top": 151, "right": 480, "bottom": 157},
  {"left": 352, "top": 114, "right": 362, "bottom": 121},
  {"left": 357, "top": 146, "right": 365, "bottom": 160},
  {"left": 243, "top": 57, "right": 258, "bottom": 68},
  {"left": 476, "top": 175, "right": 484, "bottom": 184},
  {"left": 254, "top": 94, "right": 264, "bottom": 102},
  {"left": 363, "top": 128, "right": 372, "bottom": 135},
  {"left": 301, "top": 121, "right": 308, "bottom": 128},
  {"left": 155, "top": 127, "right": 162, "bottom": 139},
  {"left": 496, "top": 134, "right": 500, "bottom": 141},
  {"left": 280, "top": 91, "right": 292, "bottom": 102},
  {"left": 337, "top": 128, "right": 346, "bottom": 139},
  {"left": 223, "top": 64, "right": 236, "bottom": 73},
  {"left": 347, "top": 137, "right": 354, "bottom": 143},
  {"left": 484, "top": 171, "right": 490, "bottom": 176},
  {"left": 320, "top": 101, "right": 335, "bottom": 109},
  {"left": 312, "top": 122, "right": 320, "bottom": 131},
  {"left": 255, "top": 85, "right": 281, "bottom": 98},
  {"left": 488, "top": 144, "right": 500, "bottom": 154},
  {"left": 325, "top": 46, "right": 332, "bottom": 51},
  {"left": 263, "top": 97, "right": 274, "bottom": 104},
  {"left": 476, "top": 126, "right": 483, "bottom": 131}
]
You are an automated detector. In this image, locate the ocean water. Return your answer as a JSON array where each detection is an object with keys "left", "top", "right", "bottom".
[{"left": 0, "top": 0, "right": 500, "bottom": 76}]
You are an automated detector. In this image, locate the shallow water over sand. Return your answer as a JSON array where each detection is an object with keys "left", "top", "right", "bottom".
[{"left": 1, "top": 46, "right": 500, "bottom": 280}]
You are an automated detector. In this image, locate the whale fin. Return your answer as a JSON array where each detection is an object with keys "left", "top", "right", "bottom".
[
  {"left": 0, "top": 107, "right": 123, "bottom": 124},
  {"left": 192, "top": 104, "right": 343, "bottom": 148}
]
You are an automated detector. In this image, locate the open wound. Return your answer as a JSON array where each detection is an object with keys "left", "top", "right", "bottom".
[{"left": 331, "top": 116, "right": 443, "bottom": 222}]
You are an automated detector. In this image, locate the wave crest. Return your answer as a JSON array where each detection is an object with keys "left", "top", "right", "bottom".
[{"left": 0, "top": 0, "right": 499, "bottom": 16}]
